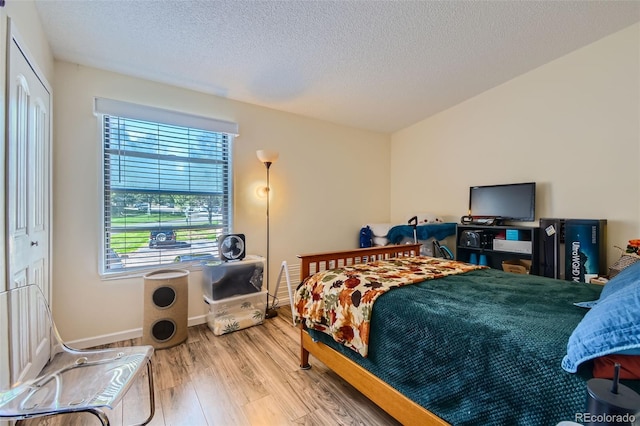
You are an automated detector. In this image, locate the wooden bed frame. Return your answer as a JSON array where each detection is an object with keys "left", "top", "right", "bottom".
[{"left": 296, "top": 244, "right": 449, "bottom": 426}]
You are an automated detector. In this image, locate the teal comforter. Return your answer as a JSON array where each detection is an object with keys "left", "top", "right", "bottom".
[{"left": 307, "top": 268, "right": 608, "bottom": 425}]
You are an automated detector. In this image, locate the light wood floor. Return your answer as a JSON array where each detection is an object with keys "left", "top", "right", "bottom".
[{"left": 19, "top": 307, "right": 399, "bottom": 426}]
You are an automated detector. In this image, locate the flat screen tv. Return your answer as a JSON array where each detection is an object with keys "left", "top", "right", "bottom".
[{"left": 469, "top": 182, "right": 536, "bottom": 222}]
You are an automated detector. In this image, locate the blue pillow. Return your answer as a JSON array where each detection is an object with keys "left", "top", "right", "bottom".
[
  {"left": 572, "top": 261, "right": 640, "bottom": 310},
  {"left": 599, "top": 260, "right": 640, "bottom": 301},
  {"left": 562, "top": 270, "right": 640, "bottom": 373}
]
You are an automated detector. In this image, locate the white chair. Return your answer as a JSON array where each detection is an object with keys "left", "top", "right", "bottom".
[{"left": 0, "top": 284, "right": 155, "bottom": 425}]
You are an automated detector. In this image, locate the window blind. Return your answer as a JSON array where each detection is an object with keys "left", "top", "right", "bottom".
[{"left": 97, "top": 100, "right": 236, "bottom": 274}]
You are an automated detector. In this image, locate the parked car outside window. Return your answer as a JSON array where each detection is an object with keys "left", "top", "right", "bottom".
[{"left": 149, "top": 230, "right": 176, "bottom": 248}]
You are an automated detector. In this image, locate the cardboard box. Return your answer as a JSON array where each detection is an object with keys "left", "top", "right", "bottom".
[
  {"left": 502, "top": 259, "right": 532, "bottom": 274},
  {"left": 493, "top": 239, "right": 532, "bottom": 254},
  {"left": 589, "top": 277, "right": 609, "bottom": 286},
  {"left": 564, "top": 220, "right": 606, "bottom": 283}
]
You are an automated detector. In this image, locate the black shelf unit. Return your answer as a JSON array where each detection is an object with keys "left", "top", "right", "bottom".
[{"left": 456, "top": 224, "right": 539, "bottom": 275}]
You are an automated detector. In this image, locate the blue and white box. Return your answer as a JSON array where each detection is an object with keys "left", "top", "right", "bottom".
[
  {"left": 564, "top": 220, "right": 607, "bottom": 283},
  {"left": 506, "top": 229, "right": 522, "bottom": 241}
]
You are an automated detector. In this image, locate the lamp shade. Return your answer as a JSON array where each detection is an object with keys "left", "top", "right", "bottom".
[{"left": 256, "top": 150, "right": 279, "bottom": 164}]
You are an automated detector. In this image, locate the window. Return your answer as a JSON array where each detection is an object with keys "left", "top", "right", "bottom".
[{"left": 95, "top": 98, "right": 238, "bottom": 274}]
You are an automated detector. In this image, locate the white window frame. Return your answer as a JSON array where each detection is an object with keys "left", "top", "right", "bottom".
[{"left": 94, "top": 98, "right": 238, "bottom": 277}]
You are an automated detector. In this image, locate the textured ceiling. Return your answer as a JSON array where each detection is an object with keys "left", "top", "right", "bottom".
[{"left": 34, "top": 0, "right": 640, "bottom": 133}]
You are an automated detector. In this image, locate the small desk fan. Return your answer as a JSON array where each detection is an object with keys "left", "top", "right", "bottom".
[{"left": 219, "top": 234, "right": 246, "bottom": 261}]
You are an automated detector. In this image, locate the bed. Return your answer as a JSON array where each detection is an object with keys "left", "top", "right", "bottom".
[{"left": 294, "top": 244, "right": 640, "bottom": 425}]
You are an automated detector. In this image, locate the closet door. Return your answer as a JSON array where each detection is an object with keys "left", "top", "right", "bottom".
[{"left": 6, "top": 19, "right": 52, "bottom": 383}]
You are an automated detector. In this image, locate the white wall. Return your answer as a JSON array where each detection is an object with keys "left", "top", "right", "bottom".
[
  {"left": 9, "top": 1, "right": 640, "bottom": 345},
  {"left": 390, "top": 23, "right": 640, "bottom": 268},
  {"left": 4, "top": 2, "right": 54, "bottom": 78},
  {"left": 52, "top": 62, "right": 390, "bottom": 343}
]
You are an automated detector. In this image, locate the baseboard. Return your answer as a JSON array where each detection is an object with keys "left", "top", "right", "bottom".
[
  {"left": 188, "top": 314, "right": 207, "bottom": 327},
  {"left": 67, "top": 314, "right": 208, "bottom": 349},
  {"left": 67, "top": 327, "right": 143, "bottom": 349}
]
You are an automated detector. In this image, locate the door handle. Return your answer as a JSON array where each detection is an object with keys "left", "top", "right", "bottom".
[{"left": 30, "top": 241, "right": 38, "bottom": 246}]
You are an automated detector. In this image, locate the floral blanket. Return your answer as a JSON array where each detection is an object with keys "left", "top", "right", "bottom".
[{"left": 294, "top": 256, "right": 485, "bottom": 357}]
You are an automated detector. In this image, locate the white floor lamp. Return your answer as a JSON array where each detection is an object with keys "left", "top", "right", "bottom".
[{"left": 256, "top": 149, "right": 279, "bottom": 319}]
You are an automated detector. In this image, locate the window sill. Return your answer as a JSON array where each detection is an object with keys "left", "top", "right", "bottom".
[{"left": 99, "top": 261, "right": 206, "bottom": 281}]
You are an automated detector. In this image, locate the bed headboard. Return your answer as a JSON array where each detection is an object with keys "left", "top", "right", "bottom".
[{"left": 297, "top": 244, "right": 421, "bottom": 281}]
